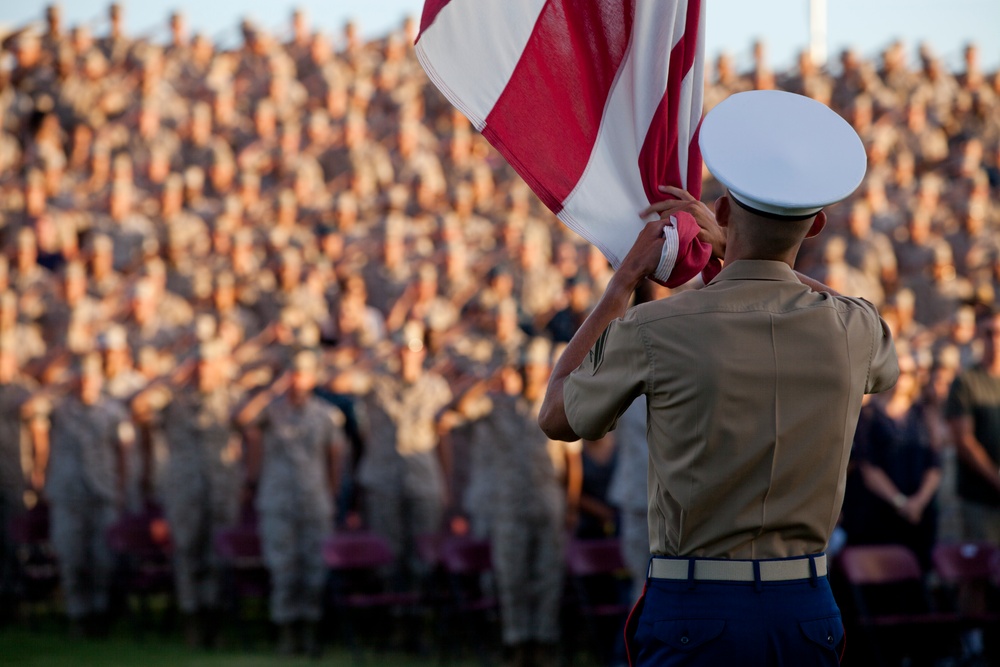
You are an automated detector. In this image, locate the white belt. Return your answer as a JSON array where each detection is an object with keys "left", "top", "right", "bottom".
[{"left": 648, "top": 554, "right": 827, "bottom": 582}]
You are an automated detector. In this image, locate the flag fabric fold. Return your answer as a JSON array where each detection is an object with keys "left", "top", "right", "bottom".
[{"left": 416, "top": 0, "right": 718, "bottom": 287}]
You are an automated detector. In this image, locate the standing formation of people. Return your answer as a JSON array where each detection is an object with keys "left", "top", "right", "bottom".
[{"left": 0, "top": 3, "right": 998, "bottom": 663}]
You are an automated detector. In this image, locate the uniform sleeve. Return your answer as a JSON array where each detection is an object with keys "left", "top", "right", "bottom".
[
  {"left": 847, "top": 296, "right": 899, "bottom": 394},
  {"left": 563, "top": 309, "right": 648, "bottom": 441}
]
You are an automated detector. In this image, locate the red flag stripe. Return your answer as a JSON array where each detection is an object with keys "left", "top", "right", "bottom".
[
  {"left": 483, "top": 0, "right": 636, "bottom": 213},
  {"left": 417, "top": 0, "right": 708, "bottom": 284},
  {"left": 637, "top": 0, "right": 702, "bottom": 204}
]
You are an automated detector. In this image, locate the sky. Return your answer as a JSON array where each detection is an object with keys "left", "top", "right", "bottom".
[{"left": 2, "top": 0, "right": 998, "bottom": 73}]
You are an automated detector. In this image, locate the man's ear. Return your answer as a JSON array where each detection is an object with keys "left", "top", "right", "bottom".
[
  {"left": 805, "top": 210, "right": 827, "bottom": 239},
  {"left": 715, "top": 196, "right": 731, "bottom": 227}
]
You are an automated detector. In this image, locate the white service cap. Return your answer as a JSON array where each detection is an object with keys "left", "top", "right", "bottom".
[{"left": 699, "top": 90, "right": 866, "bottom": 219}]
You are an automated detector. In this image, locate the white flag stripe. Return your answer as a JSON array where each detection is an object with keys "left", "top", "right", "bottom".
[
  {"left": 415, "top": 0, "right": 547, "bottom": 130},
  {"left": 628, "top": 0, "right": 689, "bottom": 148},
  {"left": 677, "top": 8, "right": 707, "bottom": 189},
  {"left": 559, "top": 0, "right": 684, "bottom": 269},
  {"left": 677, "top": 69, "right": 697, "bottom": 190}
]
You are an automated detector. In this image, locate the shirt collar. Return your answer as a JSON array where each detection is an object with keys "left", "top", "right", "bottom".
[{"left": 706, "top": 259, "right": 801, "bottom": 285}]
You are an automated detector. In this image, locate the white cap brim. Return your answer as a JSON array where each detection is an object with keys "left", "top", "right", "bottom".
[{"left": 699, "top": 91, "right": 866, "bottom": 218}]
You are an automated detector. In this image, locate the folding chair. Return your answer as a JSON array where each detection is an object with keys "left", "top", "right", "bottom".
[
  {"left": 7, "top": 502, "right": 60, "bottom": 622},
  {"left": 838, "top": 544, "right": 962, "bottom": 667},
  {"left": 933, "top": 542, "right": 1000, "bottom": 611},
  {"left": 932, "top": 542, "right": 1000, "bottom": 660},
  {"left": 437, "top": 535, "right": 497, "bottom": 664},
  {"left": 563, "top": 538, "right": 632, "bottom": 665},
  {"left": 323, "top": 531, "right": 423, "bottom": 660},
  {"left": 105, "top": 505, "right": 174, "bottom": 635},
  {"left": 214, "top": 520, "right": 270, "bottom": 647}
]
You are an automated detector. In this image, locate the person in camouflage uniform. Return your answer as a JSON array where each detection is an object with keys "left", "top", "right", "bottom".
[
  {"left": 0, "top": 334, "right": 47, "bottom": 618},
  {"left": 45, "top": 353, "right": 132, "bottom": 636},
  {"left": 131, "top": 339, "right": 243, "bottom": 646},
  {"left": 336, "top": 322, "right": 453, "bottom": 590},
  {"left": 459, "top": 338, "right": 582, "bottom": 667},
  {"left": 98, "top": 325, "right": 148, "bottom": 511},
  {"left": 237, "top": 350, "right": 344, "bottom": 656}
]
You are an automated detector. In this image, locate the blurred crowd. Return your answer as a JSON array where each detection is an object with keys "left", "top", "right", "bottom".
[{"left": 0, "top": 3, "right": 999, "bottom": 663}]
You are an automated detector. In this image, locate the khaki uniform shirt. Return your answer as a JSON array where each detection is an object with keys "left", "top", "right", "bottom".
[{"left": 564, "top": 260, "right": 898, "bottom": 560}]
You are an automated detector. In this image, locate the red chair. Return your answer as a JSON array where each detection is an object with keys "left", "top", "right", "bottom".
[
  {"left": 933, "top": 542, "right": 1000, "bottom": 650},
  {"left": 214, "top": 523, "right": 265, "bottom": 574},
  {"left": 106, "top": 506, "right": 174, "bottom": 635},
  {"left": 414, "top": 531, "right": 452, "bottom": 613},
  {"left": 564, "top": 538, "right": 631, "bottom": 665},
  {"left": 106, "top": 508, "right": 173, "bottom": 566},
  {"left": 415, "top": 532, "right": 445, "bottom": 571},
  {"left": 214, "top": 521, "right": 269, "bottom": 647},
  {"left": 437, "top": 536, "right": 498, "bottom": 663},
  {"left": 838, "top": 544, "right": 962, "bottom": 667},
  {"left": 439, "top": 536, "right": 495, "bottom": 609},
  {"left": 933, "top": 541, "right": 1000, "bottom": 613},
  {"left": 933, "top": 542, "right": 998, "bottom": 584},
  {"left": 7, "top": 502, "right": 60, "bottom": 617},
  {"left": 323, "top": 531, "right": 422, "bottom": 655}
]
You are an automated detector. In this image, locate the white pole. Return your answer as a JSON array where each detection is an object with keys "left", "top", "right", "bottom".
[{"left": 809, "top": 0, "right": 828, "bottom": 68}]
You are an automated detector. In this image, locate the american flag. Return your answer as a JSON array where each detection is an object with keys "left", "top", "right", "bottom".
[{"left": 416, "top": 0, "right": 716, "bottom": 287}]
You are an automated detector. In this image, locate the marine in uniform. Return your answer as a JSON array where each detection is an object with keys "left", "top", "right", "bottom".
[
  {"left": 99, "top": 326, "right": 149, "bottom": 511},
  {"left": 0, "top": 334, "right": 46, "bottom": 614},
  {"left": 539, "top": 91, "right": 899, "bottom": 667},
  {"left": 237, "top": 350, "right": 344, "bottom": 656},
  {"left": 45, "top": 353, "right": 133, "bottom": 636},
  {"left": 131, "top": 339, "right": 243, "bottom": 645},
  {"left": 335, "top": 322, "right": 453, "bottom": 590},
  {"left": 463, "top": 338, "right": 581, "bottom": 667}
]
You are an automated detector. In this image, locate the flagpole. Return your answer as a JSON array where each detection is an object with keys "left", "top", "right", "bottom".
[{"left": 809, "top": 0, "right": 827, "bottom": 68}]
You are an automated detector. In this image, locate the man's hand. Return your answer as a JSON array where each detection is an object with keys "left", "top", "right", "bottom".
[
  {"left": 641, "top": 185, "right": 726, "bottom": 261},
  {"left": 614, "top": 219, "right": 673, "bottom": 290}
]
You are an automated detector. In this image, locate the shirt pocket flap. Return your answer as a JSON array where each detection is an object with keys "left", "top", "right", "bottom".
[
  {"left": 652, "top": 619, "right": 726, "bottom": 650},
  {"left": 799, "top": 616, "right": 844, "bottom": 651}
]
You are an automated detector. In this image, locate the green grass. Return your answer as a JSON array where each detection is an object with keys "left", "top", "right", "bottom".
[{"left": 0, "top": 624, "right": 486, "bottom": 667}]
